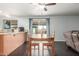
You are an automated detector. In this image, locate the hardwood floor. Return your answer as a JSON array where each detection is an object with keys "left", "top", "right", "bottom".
[
  {"left": 9, "top": 42, "right": 79, "bottom": 56},
  {"left": 8, "top": 42, "right": 28, "bottom": 56},
  {"left": 55, "top": 42, "right": 79, "bottom": 56}
]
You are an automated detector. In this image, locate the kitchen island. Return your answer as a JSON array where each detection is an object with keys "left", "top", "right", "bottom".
[{"left": 0, "top": 32, "right": 26, "bottom": 56}]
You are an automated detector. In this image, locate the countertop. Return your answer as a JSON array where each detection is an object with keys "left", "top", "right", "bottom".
[{"left": 0, "top": 32, "right": 25, "bottom": 35}]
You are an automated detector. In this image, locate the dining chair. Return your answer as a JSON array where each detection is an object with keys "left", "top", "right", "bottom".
[
  {"left": 28, "top": 38, "right": 40, "bottom": 56},
  {"left": 42, "top": 37, "right": 56, "bottom": 56}
]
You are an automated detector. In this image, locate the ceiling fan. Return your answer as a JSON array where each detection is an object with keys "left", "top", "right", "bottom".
[{"left": 38, "top": 3, "right": 56, "bottom": 11}]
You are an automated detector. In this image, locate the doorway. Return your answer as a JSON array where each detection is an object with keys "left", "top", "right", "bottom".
[{"left": 29, "top": 18, "right": 50, "bottom": 38}]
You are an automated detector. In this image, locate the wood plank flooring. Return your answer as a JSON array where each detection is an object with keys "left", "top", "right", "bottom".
[{"left": 8, "top": 42, "right": 79, "bottom": 56}]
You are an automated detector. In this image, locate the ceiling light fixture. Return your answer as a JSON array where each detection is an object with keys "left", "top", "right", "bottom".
[
  {"left": 32, "top": 3, "right": 56, "bottom": 15},
  {"left": 39, "top": 5, "right": 45, "bottom": 9},
  {"left": 32, "top": 3, "right": 56, "bottom": 11}
]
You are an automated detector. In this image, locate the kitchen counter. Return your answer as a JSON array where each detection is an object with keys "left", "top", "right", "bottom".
[
  {"left": 0, "top": 32, "right": 24, "bottom": 35},
  {"left": 0, "top": 32, "right": 26, "bottom": 56}
]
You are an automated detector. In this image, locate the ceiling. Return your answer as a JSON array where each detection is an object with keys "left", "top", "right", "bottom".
[{"left": 0, "top": 3, "right": 79, "bottom": 16}]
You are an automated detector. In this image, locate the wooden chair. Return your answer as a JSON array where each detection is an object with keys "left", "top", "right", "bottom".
[
  {"left": 42, "top": 37, "right": 56, "bottom": 56},
  {"left": 28, "top": 38, "right": 40, "bottom": 56},
  {"left": 31, "top": 43, "right": 39, "bottom": 56}
]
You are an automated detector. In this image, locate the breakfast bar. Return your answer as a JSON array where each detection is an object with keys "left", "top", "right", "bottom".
[
  {"left": 27, "top": 36, "right": 56, "bottom": 56},
  {"left": 0, "top": 32, "right": 25, "bottom": 56}
]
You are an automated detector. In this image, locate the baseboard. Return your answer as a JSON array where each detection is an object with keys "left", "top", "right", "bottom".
[
  {"left": 55, "top": 40, "right": 65, "bottom": 42},
  {"left": 54, "top": 41, "right": 65, "bottom": 43}
]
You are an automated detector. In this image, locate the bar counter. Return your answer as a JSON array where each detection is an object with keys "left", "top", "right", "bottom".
[{"left": 0, "top": 32, "right": 25, "bottom": 56}]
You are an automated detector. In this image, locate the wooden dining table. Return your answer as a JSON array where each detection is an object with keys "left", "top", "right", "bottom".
[{"left": 27, "top": 37, "right": 56, "bottom": 56}]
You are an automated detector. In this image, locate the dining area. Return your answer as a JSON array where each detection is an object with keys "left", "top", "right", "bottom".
[
  {"left": 26, "top": 34, "right": 56, "bottom": 56},
  {"left": 26, "top": 18, "right": 56, "bottom": 56}
]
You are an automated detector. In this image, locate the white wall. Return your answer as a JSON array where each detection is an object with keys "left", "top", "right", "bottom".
[
  {"left": 0, "top": 20, "right": 3, "bottom": 29},
  {"left": 27, "top": 16, "right": 79, "bottom": 41},
  {"left": 18, "top": 17, "right": 29, "bottom": 32},
  {"left": 0, "top": 16, "right": 29, "bottom": 32},
  {"left": 0, "top": 16, "right": 79, "bottom": 41},
  {"left": 50, "top": 16, "right": 79, "bottom": 41}
]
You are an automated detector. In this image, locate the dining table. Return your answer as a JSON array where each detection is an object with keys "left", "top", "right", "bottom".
[{"left": 28, "top": 36, "right": 56, "bottom": 56}]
